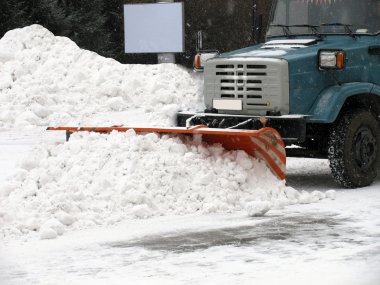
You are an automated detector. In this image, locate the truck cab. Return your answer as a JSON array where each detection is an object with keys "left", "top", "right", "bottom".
[{"left": 178, "top": 0, "right": 380, "bottom": 188}]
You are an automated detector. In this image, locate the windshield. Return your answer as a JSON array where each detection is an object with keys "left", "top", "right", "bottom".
[{"left": 267, "top": 0, "right": 380, "bottom": 36}]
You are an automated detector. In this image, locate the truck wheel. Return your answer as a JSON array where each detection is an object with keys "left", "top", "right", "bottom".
[{"left": 328, "top": 110, "right": 380, "bottom": 188}]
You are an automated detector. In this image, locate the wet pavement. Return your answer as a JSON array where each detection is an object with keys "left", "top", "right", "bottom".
[{"left": 108, "top": 212, "right": 347, "bottom": 253}]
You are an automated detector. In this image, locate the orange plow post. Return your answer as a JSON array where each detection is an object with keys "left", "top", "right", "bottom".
[{"left": 47, "top": 125, "right": 286, "bottom": 180}]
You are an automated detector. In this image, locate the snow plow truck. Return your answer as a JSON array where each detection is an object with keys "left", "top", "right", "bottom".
[
  {"left": 49, "top": 0, "right": 380, "bottom": 188},
  {"left": 177, "top": 0, "right": 380, "bottom": 188}
]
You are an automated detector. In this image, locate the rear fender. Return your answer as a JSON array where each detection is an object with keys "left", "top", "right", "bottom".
[{"left": 308, "top": 82, "right": 377, "bottom": 123}]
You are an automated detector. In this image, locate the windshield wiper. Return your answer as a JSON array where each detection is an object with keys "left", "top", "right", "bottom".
[
  {"left": 270, "top": 24, "right": 322, "bottom": 38},
  {"left": 288, "top": 24, "right": 322, "bottom": 38},
  {"left": 321, "top": 23, "right": 355, "bottom": 38},
  {"left": 270, "top": 24, "right": 293, "bottom": 37}
]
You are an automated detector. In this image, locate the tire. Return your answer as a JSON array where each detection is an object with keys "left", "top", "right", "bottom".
[{"left": 328, "top": 109, "right": 380, "bottom": 188}]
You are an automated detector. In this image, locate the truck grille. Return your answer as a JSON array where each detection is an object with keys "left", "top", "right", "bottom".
[{"left": 204, "top": 58, "right": 289, "bottom": 115}]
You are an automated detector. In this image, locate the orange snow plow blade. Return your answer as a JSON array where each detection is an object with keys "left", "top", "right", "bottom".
[{"left": 47, "top": 125, "right": 286, "bottom": 180}]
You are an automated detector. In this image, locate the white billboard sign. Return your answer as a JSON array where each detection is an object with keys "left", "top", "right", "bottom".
[{"left": 124, "top": 3, "right": 184, "bottom": 53}]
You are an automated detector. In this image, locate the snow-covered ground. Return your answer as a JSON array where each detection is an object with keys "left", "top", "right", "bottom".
[
  {"left": 1, "top": 25, "right": 380, "bottom": 284},
  {"left": 0, "top": 131, "right": 379, "bottom": 285}
]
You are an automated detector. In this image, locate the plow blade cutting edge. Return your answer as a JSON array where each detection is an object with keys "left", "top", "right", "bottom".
[{"left": 47, "top": 125, "right": 286, "bottom": 180}]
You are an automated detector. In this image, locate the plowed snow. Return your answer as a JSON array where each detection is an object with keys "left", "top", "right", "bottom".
[{"left": 0, "top": 26, "right": 334, "bottom": 240}]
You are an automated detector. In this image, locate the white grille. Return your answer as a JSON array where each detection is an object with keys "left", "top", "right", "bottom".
[{"left": 204, "top": 58, "right": 289, "bottom": 116}]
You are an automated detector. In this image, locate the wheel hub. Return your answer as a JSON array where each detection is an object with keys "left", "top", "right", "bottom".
[{"left": 353, "top": 127, "right": 377, "bottom": 171}]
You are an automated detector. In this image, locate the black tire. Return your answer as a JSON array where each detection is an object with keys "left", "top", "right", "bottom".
[{"left": 328, "top": 109, "right": 380, "bottom": 188}]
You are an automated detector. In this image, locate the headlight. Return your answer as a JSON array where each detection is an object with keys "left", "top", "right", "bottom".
[{"left": 318, "top": 50, "right": 346, "bottom": 70}]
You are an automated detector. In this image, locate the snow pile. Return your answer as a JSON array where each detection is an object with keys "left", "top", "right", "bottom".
[
  {"left": 0, "top": 25, "right": 202, "bottom": 128},
  {"left": 0, "top": 25, "right": 335, "bottom": 241},
  {"left": 0, "top": 131, "right": 334, "bottom": 240}
]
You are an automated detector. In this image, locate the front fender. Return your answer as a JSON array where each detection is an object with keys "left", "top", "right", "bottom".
[{"left": 308, "top": 82, "right": 376, "bottom": 123}]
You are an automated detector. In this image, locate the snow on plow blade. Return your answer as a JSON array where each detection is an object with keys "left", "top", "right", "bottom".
[{"left": 47, "top": 125, "right": 286, "bottom": 180}]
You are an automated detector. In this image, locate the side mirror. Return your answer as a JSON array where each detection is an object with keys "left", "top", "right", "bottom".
[{"left": 193, "top": 30, "right": 219, "bottom": 72}]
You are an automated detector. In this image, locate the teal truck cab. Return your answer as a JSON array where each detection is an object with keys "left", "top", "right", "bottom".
[{"left": 178, "top": 0, "right": 380, "bottom": 188}]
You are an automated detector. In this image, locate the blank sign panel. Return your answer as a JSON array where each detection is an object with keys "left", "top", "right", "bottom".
[{"left": 124, "top": 3, "right": 184, "bottom": 53}]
